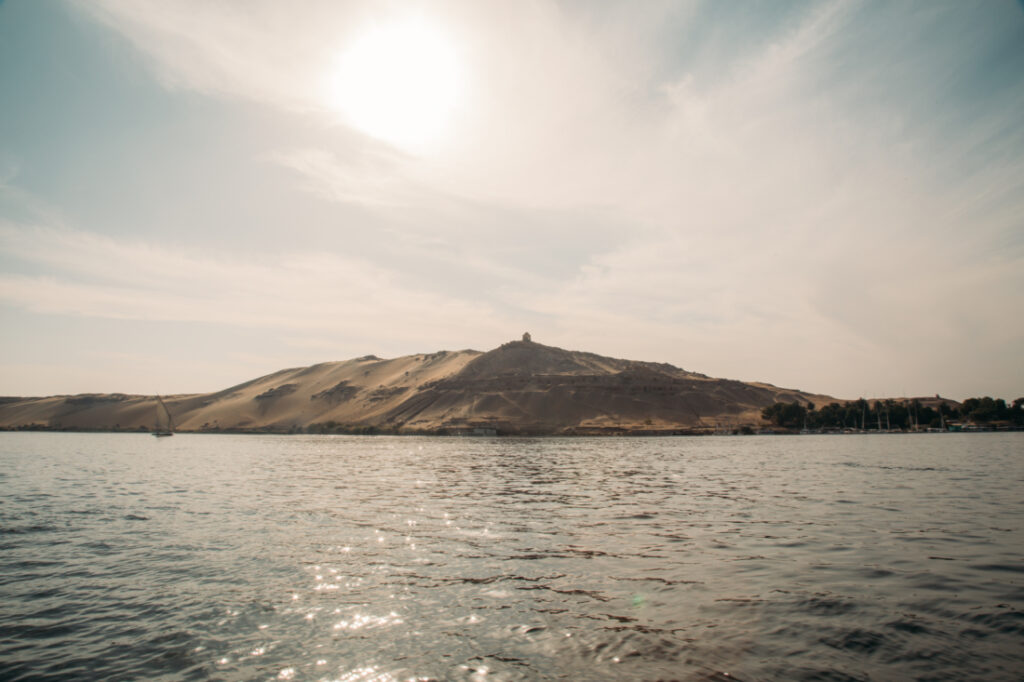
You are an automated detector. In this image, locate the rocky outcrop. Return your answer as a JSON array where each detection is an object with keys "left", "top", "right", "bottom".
[{"left": 0, "top": 340, "right": 834, "bottom": 434}]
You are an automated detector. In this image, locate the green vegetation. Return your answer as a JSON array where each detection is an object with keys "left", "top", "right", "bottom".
[
  {"left": 761, "top": 401, "right": 810, "bottom": 428},
  {"left": 762, "top": 397, "right": 1024, "bottom": 431},
  {"left": 960, "top": 397, "right": 1022, "bottom": 424}
]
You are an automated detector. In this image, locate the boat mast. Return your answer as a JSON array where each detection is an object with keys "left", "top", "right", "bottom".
[{"left": 156, "top": 395, "right": 174, "bottom": 432}]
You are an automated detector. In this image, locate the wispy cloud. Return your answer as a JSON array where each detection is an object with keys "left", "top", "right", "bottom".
[
  {"left": 270, "top": 148, "right": 422, "bottom": 208},
  {"left": 3, "top": 0, "right": 1021, "bottom": 399},
  {"left": 0, "top": 222, "right": 512, "bottom": 349},
  {"left": 75, "top": 0, "right": 349, "bottom": 112}
]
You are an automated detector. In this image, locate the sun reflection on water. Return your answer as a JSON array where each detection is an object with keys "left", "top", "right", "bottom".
[
  {"left": 326, "top": 665, "right": 398, "bottom": 682},
  {"left": 332, "top": 611, "right": 404, "bottom": 631},
  {"left": 10, "top": 434, "right": 1016, "bottom": 681}
]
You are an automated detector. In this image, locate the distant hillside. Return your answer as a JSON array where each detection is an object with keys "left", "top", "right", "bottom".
[{"left": 0, "top": 338, "right": 836, "bottom": 435}]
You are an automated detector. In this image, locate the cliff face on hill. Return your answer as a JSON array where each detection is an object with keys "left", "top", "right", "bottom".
[{"left": 0, "top": 339, "right": 834, "bottom": 435}]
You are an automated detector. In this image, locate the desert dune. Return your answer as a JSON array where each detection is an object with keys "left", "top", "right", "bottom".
[{"left": 0, "top": 338, "right": 836, "bottom": 435}]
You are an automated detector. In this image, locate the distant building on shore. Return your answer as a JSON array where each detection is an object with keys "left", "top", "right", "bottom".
[{"left": 522, "top": 332, "right": 532, "bottom": 342}]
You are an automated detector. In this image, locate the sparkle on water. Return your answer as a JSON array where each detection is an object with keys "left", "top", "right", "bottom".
[{"left": 1, "top": 432, "right": 1022, "bottom": 680}]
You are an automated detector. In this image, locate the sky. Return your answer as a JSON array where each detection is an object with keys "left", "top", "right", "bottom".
[{"left": 1, "top": 0, "right": 1022, "bottom": 401}]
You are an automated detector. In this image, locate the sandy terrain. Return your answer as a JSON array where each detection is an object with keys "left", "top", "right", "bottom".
[{"left": 0, "top": 339, "right": 840, "bottom": 434}]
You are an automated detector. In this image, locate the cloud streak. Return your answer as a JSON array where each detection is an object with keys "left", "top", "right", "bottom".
[
  {"left": 1, "top": 0, "right": 1020, "bottom": 399},
  {"left": 0, "top": 222, "right": 510, "bottom": 347}
]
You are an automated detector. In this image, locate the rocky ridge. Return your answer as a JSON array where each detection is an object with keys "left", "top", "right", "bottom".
[{"left": 0, "top": 339, "right": 834, "bottom": 435}]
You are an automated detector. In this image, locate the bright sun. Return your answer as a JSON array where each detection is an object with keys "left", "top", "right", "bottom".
[{"left": 330, "top": 19, "right": 462, "bottom": 150}]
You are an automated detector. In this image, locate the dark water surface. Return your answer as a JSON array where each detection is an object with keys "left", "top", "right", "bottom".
[{"left": 1, "top": 433, "right": 1022, "bottom": 681}]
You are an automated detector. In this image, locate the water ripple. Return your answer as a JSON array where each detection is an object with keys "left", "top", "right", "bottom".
[{"left": 0, "top": 432, "right": 1021, "bottom": 681}]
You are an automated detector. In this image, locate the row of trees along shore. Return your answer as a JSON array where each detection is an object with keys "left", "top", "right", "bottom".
[{"left": 762, "top": 397, "right": 1024, "bottom": 431}]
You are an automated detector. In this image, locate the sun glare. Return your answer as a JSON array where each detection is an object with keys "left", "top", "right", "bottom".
[{"left": 330, "top": 19, "right": 462, "bottom": 151}]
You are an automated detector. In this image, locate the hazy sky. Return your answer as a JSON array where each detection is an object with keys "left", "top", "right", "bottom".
[{"left": 1, "top": 0, "right": 1022, "bottom": 400}]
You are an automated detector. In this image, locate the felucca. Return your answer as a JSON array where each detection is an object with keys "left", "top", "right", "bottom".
[{"left": 152, "top": 395, "right": 174, "bottom": 437}]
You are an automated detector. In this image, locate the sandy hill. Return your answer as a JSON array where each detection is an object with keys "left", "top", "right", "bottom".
[{"left": 0, "top": 338, "right": 835, "bottom": 435}]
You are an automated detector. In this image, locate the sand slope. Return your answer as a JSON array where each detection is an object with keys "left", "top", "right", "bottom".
[{"left": 0, "top": 340, "right": 837, "bottom": 434}]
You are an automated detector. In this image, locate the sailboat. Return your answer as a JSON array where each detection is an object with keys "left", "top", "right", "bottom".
[{"left": 152, "top": 395, "right": 174, "bottom": 437}]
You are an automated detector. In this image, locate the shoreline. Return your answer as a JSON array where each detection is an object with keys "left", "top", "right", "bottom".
[{"left": 3, "top": 426, "right": 1020, "bottom": 436}]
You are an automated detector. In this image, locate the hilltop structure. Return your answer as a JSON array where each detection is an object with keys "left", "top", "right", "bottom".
[{"left": 0, "top": 339, "right": 833, "bottom": 435}]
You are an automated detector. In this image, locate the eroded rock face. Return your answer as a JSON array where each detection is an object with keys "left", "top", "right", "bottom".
[
  {"left": 379, "top": 341, "right": 801, "bottom": 435},
  {"left": 310, "top": 381, "right": 360, "bottom": 403},
  {"left": 456, "top": 341, "right": 620, "bottom": 378},
  {"left": 0, "top": 340, "right": 834, "bottom": 434},
  {"left": 255, "top": 384, "right": 298, "bottom": 400}
]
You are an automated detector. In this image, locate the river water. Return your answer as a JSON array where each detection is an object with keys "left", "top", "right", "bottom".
[{"left": 1, "top": 433, "right": 1022, "bottom": 681}]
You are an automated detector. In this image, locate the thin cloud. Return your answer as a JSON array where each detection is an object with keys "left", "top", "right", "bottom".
[
  {"left": 0, "top": 222, "right": 510, "bottom": 343},
  {"left": 3, "top": 1, "right": 1020, "bottom": 399}
]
